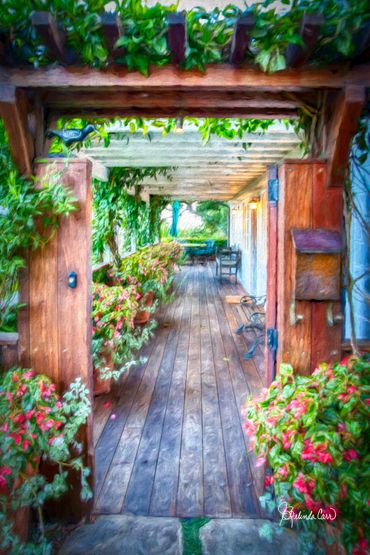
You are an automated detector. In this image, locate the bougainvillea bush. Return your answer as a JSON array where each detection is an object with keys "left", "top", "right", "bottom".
[
  {"left": 92, "top": 283, "right": 155, "bottom": 380},
  {"left": 0, "top": 368, "right": 92, "bottom": 554},
  {"left": 243, "top": 356, "right": 370, "bottom": 555}
]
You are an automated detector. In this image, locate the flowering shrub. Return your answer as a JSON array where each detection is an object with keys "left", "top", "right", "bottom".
[
  {"left": 243, "top": 356, "right": 370, "bottom": 555},
  {"left": 0, "top": 368, "right": 91, "bottom": 554},
  {"left": 118, "top": 241, "right": 183, "bottom": 300},
  {"left": 92, "top": 283, "right": 155, "bottom": 380}
]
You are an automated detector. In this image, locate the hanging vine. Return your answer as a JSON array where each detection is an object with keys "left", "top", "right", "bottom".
[
  {"left": 92, "top": 167, "right": 172, "bottom": 266},
  {"left": 0, "top": 120, "right": 77, "bottom": 332}
]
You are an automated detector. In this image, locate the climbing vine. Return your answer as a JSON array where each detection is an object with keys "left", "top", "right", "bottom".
[
  {"left": 92, "top": 167, "right": 171, "bottom": 265},
  {"left": 0, "top": 0, "right": 368, "bottom": 74},
  {"left": 0, "top": 120, "right": 76, "bottom": 332}
]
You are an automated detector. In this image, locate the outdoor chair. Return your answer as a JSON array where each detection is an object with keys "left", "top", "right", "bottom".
[
  {"left": 235, "top": 294, "right": 266, "bottom": 360},
  {"left": 215, "top": 248, "right": 241, "bottom": 283}
]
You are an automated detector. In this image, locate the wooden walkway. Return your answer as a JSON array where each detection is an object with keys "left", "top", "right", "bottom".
[{"left": 93, "top": 264, "right": 265, "bottom": 518}]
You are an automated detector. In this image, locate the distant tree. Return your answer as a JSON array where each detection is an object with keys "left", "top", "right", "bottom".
[{"left": 195, "top": 201, "right": 228, "bottom": 237}]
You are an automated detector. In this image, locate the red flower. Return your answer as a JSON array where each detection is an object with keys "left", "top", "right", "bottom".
[
  {"left": 264, "top": 475, "right": 274, "bottom": 487},
  {"left": 304, "top": 494, "right": 322, "bottom": 513},
  {"left": 317, "top": 451, "right": 334, "bottom": 464},
  {"left": 352, "top": 538, "right": 369, "bottom": 555},
  {"left": 293, "top": 473, "right": 316, "bottom": 495},
  {"left": 343, "top": 449, "right": 359, "bottom": 462},
  {"left": 0, "top": 467, "right": 12, "bottom": 491},
  {"left": 16, "top": 384, "right": 27, "bottom": 397}
]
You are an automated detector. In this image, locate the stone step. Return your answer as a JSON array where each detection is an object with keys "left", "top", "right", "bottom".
[{"left": 59, "top": 515, "right": 299, "bottom": 555}]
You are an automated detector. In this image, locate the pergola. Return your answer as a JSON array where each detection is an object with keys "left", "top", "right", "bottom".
[
  {"left": 0, "top": 7, "right": 369, "bottom": 517},
  {"left": 80, "top": 121, "right": 302, "bottom": 200}
]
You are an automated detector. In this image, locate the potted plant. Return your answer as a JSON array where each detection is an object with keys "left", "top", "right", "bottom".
[
  {"left": 92, "top": 283, "right": 155, "bottom": 393},
  {"left": 243, "top": 356, "right": 370, "bottom": 555},
  {"left": 0, "top": 368, "right": 91, "bottom": 553}
]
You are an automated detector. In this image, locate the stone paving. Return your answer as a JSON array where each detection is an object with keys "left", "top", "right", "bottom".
[{"left": 59, "top": 516, "right": 299, "bottom": 555}]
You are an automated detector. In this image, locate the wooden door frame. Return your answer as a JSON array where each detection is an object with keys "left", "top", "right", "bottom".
[{"left": 0, "top": 64, "right": 366, "bottom": 517}]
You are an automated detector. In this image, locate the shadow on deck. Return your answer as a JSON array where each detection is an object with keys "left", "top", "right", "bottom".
[{"left": 93, "top": 263, "right": 265, "bottom": 518}]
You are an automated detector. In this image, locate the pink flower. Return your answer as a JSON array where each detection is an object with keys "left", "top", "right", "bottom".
[
  {"left": 255, "top": 455, "right": 266, "bottom": 468},
  {"left": 277, "top": 464, "right": 289, "bottom": 478},
  {"left": 337, "top": 422, "right": 346, "bottom": 432},
  {"left": 343, "top": 449, "right": 359, "bottom": 462},
  {"left": 23, "top": 370, "right": 34, "bottom": 379},
  {"left": 281, "top": 430, "right": 294, "bottom": 450}
]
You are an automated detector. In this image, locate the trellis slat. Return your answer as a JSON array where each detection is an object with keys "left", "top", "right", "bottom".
[
  {"left": 230, "top": 14, "right": 255, "bottom": 66},
  {"left": 32, "top": 11, "right": 67, "bottom": 64},
  {"left": 167, "top": 12, "right": 186, "bottom": 64},
  {"left": 285, "top": 14, "right": 324, "bottom": 68}
]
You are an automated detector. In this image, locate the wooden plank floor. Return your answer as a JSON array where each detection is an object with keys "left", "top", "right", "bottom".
[{"left": 93, "top": 264, "right": 265, "bottom": 518}]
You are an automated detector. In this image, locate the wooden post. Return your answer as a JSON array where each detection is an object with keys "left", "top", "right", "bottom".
[
  {"left": 265, "top": 166, "right": 278, "bottom": 385},
  {"left": 276, "top": 161, "right": 343, "bottom": 374},
  {"left": 0, "top": 86, "right": 34, "bottom": 175},
  {"left": 19, "top": 158, "right": 94, "bottom": 518}
]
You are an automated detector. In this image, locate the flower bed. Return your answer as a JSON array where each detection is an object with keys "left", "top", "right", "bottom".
[
  {"left": 92, "top": 242, "right": 182, "bottom": 392},
  {"left": 0, "top": 368, "right": 91, "bottom": 553},
  {"left": 243, "top": 356, "right": 370, "bottom": 555}
]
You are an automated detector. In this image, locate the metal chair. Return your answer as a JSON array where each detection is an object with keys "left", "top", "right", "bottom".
[{"left": 215, "top": 248, "right": 241, "bottom": 283}]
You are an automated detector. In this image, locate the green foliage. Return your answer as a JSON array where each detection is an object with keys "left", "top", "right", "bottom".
[
  {"left": 181, "top": 517, "right": 211, "bottom": 555},
  {"left": 244, "top": 356, "right": 370, "bottom": 554},
  {"left": 0, "top": 120, "right": 76, "bottom": 331},
  {"left": 195, "top": 201, "right": 229, "bottom": 238},
  {"left": 0, "top": 1, "right": 368, "bottom": 73},
  {"left": 0, "top": 368, "right": 91, "bottom": 554},
  {"left": 92, "top": 167, "right": 172, "bottom": 265}
]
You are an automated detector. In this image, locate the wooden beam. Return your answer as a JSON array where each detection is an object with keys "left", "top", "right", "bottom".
[
  {"left": 326, "top": 85, "right": 365, "bottom": 187},
  {"left": 32, "top": 11, "right": 67, "bottom": 64},
  {"left": 51, "top": 107, "right": 298, "bottom": 119},
  {"left": 167, "top": 12, "right": 186, "bottom": 65},
  {"left": 0, "top": 85, "right": 34, "bottom": 175},
  {"left": 285, "top": 14, "right": 324, "bottom": 68},
  {"left": 98, "top": 12, "right": 123, "bottom": 61},
  {"left": 230, "top": 14, "right": 254, "bottom": 65},
  {"left": 42, "top": 90, "right": 301, "bottom": 111},
  {"left": 3, "top": 64, "right": 370, "bottom": 92}
]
